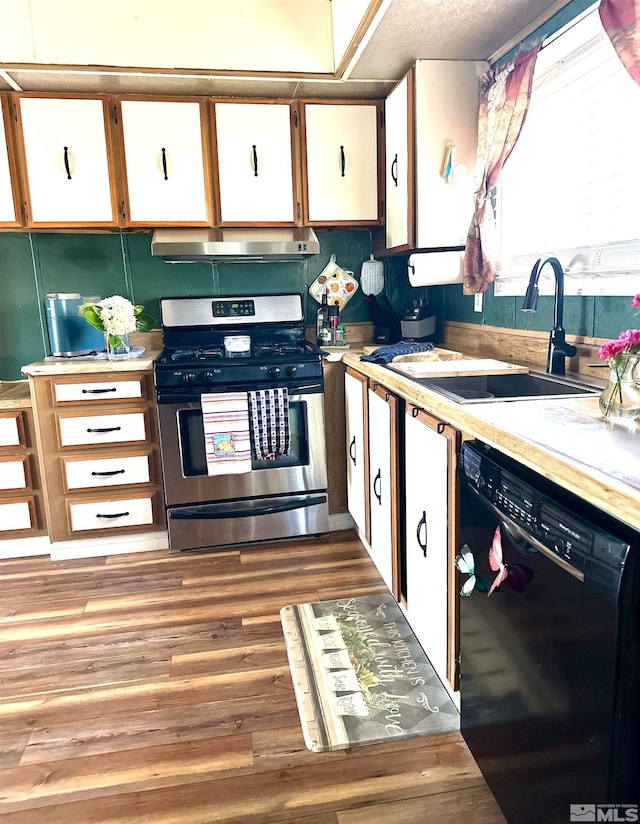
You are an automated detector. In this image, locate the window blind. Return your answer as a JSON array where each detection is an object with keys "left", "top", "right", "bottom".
[{"left": 495, "top": 7, "right": 640, "bottom": 296}]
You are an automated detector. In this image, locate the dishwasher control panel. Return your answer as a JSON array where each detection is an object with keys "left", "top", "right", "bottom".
[{"left": 460, "top": 441, "right": 630, "bottom": 592}]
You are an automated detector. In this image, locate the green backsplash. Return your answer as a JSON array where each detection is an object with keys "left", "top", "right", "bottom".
[
  {"left": 0, "top": 229, "right": 379, "bottom": 380},
  {"left": 2, "top": 231, "right": 634, "bottom": 381}
]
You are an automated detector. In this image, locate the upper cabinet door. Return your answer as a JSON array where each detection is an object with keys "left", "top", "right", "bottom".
[
  {"left": 119, "top": 98, "right": 212, "bottom": 226},
  {"left": 384, "top": 72, "right": 413, "bottom": 252},
  {"left": 15, "top": 95, "right": 119, "bottom": 228},
  {"left": 213, "top": 101, "right": 296, "bottom": 225},
  {"left": 0, "top": 95, "right": 22, "bottom": 227},
  {"left": 302, "top": 101, "right": 381, "bottom": 225}
]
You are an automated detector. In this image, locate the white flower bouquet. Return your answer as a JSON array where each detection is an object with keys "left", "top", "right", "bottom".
[{"left": 79, "top": 295, "right": 155, "bottom": 353}]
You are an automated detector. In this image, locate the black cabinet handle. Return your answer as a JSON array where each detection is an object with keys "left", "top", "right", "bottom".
[
  {"left": 91, "top": 469, "right": 126, "bottom": 477},
  {"left": 82, "top": 387, "right": 117, "bottom": 394},
  {"left": 373, "top": 469, "right": 382, "bottom": 505},
  {"left": 417, "top": 510, "right": 427, "bottom": 557},
  {"left": 252, "top": 145, "right": 258, "bottom": 177},
  {"left": 86, "top": 426, "right": 122, "bottom": 434},
  {"left": 340, "top": 145, "right": 346, "bottom": 177},
  {"left": 96, "top": 511, "right": 130, "bottom": 519},
  {"left": 391, "top": 153, "right": 398, "bottom": 186},
  {"left": 349, "top": 435, "right": 356, "bottom": 465},
  {"left": 63, "top": 146, "right": 72, "bottom": 179},
  {"left": 161, "top": 148, "right": 168, "bottom": 180}
]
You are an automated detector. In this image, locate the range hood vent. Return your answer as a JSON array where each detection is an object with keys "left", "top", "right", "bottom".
[{"left": 151, "top": 227, "right": 320, "bottom": 263}]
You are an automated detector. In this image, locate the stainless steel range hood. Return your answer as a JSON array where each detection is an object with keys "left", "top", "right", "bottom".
[{"left": 151, "top": 227, "right": 320, "bottom": 263}]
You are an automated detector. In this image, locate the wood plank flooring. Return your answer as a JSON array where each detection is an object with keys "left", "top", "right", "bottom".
[{"left": 0, "top": 531, "right": 506, "bottom": 823}]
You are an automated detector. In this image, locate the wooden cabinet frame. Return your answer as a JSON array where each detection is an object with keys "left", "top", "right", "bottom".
[
  {"left": 405, "top": 404, "right": 460, "bottom": 690},
  {"left": 0, "top": 93, "right": 25, "bottom": 228},
  {"left": 12, "top": 92, "right": 122, "bottom": 229}
]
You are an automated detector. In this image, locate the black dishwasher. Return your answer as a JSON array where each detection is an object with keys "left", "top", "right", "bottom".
[{"left": 458, "top": 441, "right": 639, "bottom": 823}]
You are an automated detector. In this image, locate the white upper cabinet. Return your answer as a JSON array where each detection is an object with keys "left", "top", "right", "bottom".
[
  {"left": 15, "top": 95, "right": 119, "bottom": 227},
  {"left": 384, "top": 73, "right": 411, "bottom": 251},
  {"left": 213, "top": 101, "right": 296, "bottom": 225},
  {"left": 0, "top": 95, "right": 21, "bottom": 227},
  {"left": 384, "top": 60, "right": 484, "bottom": 252},
  {"left": 119, "top": 98, "right": 212, "bottom": 226},
  {"left": 302, "top": 101, "right": 381, "bottom": 225}
]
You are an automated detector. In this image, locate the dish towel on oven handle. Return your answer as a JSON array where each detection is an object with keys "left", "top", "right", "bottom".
[
  {"left": 201, "top": 392, "right": 252, "bottom": 476},
  {"left": 248, "top": 388, "right": 292, "bottom": 461}
]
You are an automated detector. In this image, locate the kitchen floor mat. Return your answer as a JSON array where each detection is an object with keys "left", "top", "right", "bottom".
[{"left": 280, "top": 592, "right": 459, "bottom": 753}]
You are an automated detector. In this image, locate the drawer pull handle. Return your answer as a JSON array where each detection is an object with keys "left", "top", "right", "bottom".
[
  {"left": 373, "top": 468, "right": 382, "bottom": 505},
  {"left": 63, "top": 146, "right": 72, "bottom": 179},
  {"left": 96, "top": 511, "right": 130, "bottom": 519},
  {"left": 340, "top": 145, "right": 346, "bottom": 177},
  {"left": 417, "top": 510, "right": 428, "bottom": 557},
  {"left": 349, "top": 435, "right": 356, "bottom": 465},
  {"left": 86, "top": 426, "right": 122, "bottom": 434},
  {"left": 82, "top": 388, "right": 117, "bottom": 394},
  {"left": 91, "top": 469, "right": 125, "bottom": 477},
  {"left": 161, "top": 147, "right": 168, "bottom": 180},
  {"left": 252, "top": 144, "right": 258, "bottom": 176}
]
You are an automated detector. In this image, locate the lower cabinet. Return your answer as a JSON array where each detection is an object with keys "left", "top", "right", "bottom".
[
  {"left": 344, "top": 367, "right": 369, "bottom": 540},
  {"left": 0, "top": 406, "right": 46, "bottom": 538},
  {"left": 27, "top": 370, "right": 165, "bottom": 542},
  {"left": 402, "top": 404, "right": 460, "bottom": 691},
  {"left": 366, "top": 383, "right": 400, "bottom": 598}
]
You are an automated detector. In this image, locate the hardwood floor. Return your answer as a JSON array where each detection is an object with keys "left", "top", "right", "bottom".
[{"left": 0, "top": 531, "right": 506, "bottom": 822}]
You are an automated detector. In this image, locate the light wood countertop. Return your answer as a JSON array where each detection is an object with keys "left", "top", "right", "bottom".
[
  {"left": 0, "top": 380, "right": 32, "bottom": 409},
  {"left": 21, "top": 351, "right": 161, "bottom": 377},
  {"left": 343, "top": 352, "right": 640, "bottom": 534}
]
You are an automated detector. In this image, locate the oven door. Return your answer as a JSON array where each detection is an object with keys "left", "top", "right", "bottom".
[{"left": 157, "top": 385, "right": 327, "bottom": 507}]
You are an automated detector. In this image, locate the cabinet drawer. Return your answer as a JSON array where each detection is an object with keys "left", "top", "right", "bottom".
[
  {"left": 0, "top": 456, "right": 28, "bottom": 491},
  {"left": 0, "top": 497, "right": 34, "bottom": 531},
  {"left": 63, "top": 453, "right": 151, "bottom": 490},
  {"left": 68, "top": 495, "right": 154, "bottom": 533},
  {"left": 53, "top": 378, "right": 144, "bottom": 404},
  {"left": 58, "top": 411, "right": 147, "bottom": 447},
  {"left": 0, "top": 412, "right": 24, "bottom": 447}
]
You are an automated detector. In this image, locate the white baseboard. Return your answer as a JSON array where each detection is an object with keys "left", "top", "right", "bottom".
[
  {"left": 0, "top": 535, "right": 51, "bottom": 559},
  {"left": 49, "top": 530, "right": 169, "bottom": 561},
  {"left": 328, "top": 512, "right": 355, "bottom": 532}
]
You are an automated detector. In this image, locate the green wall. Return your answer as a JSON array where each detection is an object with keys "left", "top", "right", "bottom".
[
  {"left": 429, "top": 280, "right": 637, "bottom": 345},
  {"left": 0, "top": 229, "right": 417, "bottom": 380}
]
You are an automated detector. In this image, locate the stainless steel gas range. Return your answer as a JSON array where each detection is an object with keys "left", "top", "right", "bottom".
[{"left": 153, "top": 293, "right": 328, "bottom": 552}]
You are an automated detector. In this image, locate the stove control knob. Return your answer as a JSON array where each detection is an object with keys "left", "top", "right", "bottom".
[
  {"left": 268, "top": 366, "right": 281, "bottom": 378},
  {"left": 201, "top": 371, "right": 215, "bottom": 384},
  {"left": 285, "top": 365, "right": 298, "bottom": 377},
  {"left": 182, "top": 371, "right": 196, "bottom": 384}
]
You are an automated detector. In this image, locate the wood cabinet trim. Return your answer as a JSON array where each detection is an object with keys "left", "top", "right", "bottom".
[
  {"left": 0, "top": 410, "right": 26, "bottom": 449},
  {"left": 0, "top": 454, "right": 30, "bottom": 491},
  {"left": 115, "top": 95, "right": 214, "bottom": 228},
  {"left": 0, "top": 93, "right": 25, "bottom": 228},
  {"left": 12, "top": 92, "right": 122, "bottom": 229},
  {"left": 0, "top": 494, "right": 35, "bottom": 534}
]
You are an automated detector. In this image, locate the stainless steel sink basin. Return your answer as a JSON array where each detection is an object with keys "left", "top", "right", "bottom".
[{"left": 413, "top": 371, "right": 601, "bottom": 403}]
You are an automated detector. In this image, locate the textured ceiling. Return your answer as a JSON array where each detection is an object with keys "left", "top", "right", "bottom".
[{"left": 0, "top": 0, "right": 572, "bottom": 98}]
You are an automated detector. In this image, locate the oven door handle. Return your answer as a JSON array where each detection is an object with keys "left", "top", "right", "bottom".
[{"left": 170, "top": 495, "right": 326, "bottom": 520}]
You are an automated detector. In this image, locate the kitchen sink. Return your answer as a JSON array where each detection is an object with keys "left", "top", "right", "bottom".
[{"left": 412, "top": 371, "right": 601, "bottom": 403}]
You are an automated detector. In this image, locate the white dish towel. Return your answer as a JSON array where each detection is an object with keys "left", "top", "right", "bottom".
[{"left": 202, "top": 392, "right": 252, "bottom": 476}]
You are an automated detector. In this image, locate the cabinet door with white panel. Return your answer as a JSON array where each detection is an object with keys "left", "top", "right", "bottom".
[
  {"left": 301, "top": 101, "right": 381, "bottom": 225},
  {"left": 119, "top": 97, "right": 212, "bottom": 226},
  {"left": 0, "top": 94, "right": 22, "bottom": 227},
  {"left": 344, "top": 367, "right": 369, "bottom": 542},
  {"left": 384, "top": 71, "right": 413, "bottom": 252},
  {"left": 213, "top": 100, "right": 297, "bottom": 225},
  {"left": 402, "top": 405, "right": 459, "bottom": 690},
  {"left": 366, "top": 383, "right": 400, "bottom": 597},
  {"left": 383, "top": 60, "right": 483, "bottom": 252},
  {"left": 14, "top": 94, "right": 120, "bottom": 228},
  {"left": 0, "top": 406, "right": 45, "bottom": 540}
]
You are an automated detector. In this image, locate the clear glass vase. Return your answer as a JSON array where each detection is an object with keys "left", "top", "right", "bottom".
[
  {"left": 104, "top": 332, "right": 131, "bottom": 361},
  {"left": 599, "top": 353, "right": 640, "bottom": 420}
]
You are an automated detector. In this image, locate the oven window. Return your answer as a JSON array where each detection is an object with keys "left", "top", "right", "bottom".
[{"left": 178, "top": 401, "right": 310, "bottom": 476}]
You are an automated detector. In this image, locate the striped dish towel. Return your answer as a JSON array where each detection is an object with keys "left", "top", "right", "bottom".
[
  {"left": 248, "top": 388, "right": 292, "bottom": 461},
  {"left": 202, "top": 392, "right": 252, "bottom": 475}
]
